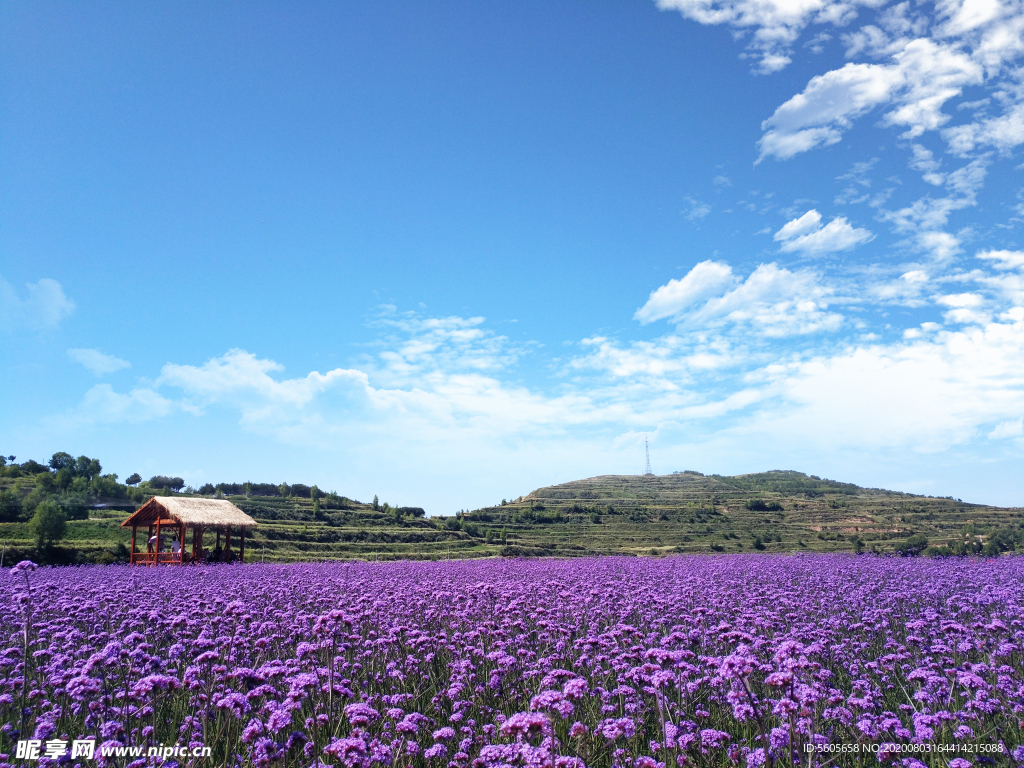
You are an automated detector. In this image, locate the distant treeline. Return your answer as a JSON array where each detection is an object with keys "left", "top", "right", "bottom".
[
  {"left": 0, "top": 452, "right": 130, "bottom": 524},
  {"left": 197, "top": 482, "right": 323, "bottom": 499}
]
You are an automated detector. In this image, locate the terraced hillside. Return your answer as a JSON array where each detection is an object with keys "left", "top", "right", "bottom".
[
  {"left": 461, "top": 470, "right": 1024, "bottom": 557},
  {"left": 2, "top": 470, "right": 1020, "bottom": 563},
  {"left": 227, "top": 496, "right": 493, "bottom": 562}
]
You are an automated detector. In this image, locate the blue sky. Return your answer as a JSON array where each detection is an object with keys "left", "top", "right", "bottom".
[{"left": 2, "top": 0, "right": 1023, "bottom": 512}]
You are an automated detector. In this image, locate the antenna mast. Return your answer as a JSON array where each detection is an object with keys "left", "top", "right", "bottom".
[{"left": 644, "top": 437, "right": 653, "bottom": 476}]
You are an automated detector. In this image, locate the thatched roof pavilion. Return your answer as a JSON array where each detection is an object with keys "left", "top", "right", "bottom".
[{"left": 122, "top": 497, "right": 257, "bottom": 565}]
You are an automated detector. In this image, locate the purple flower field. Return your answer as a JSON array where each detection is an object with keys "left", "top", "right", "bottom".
[{"left": 2, "top": 554, "right": 1023, "bottom": 768}]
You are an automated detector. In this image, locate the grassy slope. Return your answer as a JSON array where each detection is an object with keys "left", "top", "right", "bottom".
[{"left": 1, "top": 470, "right": 1020, "bottom": 563}]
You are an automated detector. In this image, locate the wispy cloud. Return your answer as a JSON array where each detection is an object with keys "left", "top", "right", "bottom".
[
  {"left": 0, "top": 276, "right": 74, "bottom": 331},
  {"left": 634, "top": 261, "right": 735, "bottom": 324},
  {"left": 757, "top": 41, "right": 982, "bottom": 162},
  {"left": 657, "top": 0, "right": 882, "bottom": 73},
  {"left": 682, "top": 196, "right": 712, "bottom": 220},
  {"left": 637, "top": 261, "right": 845, "bottom": 336},
  {"left": 47, "top": 384, "right": 177, "bottom": 429},
  {"left": 774, "top": 210, "right": 874, "bottom": 255},
  {"left": 989, "top": 417, "right": 1023, "bottom": 439},
  {"left": 68, "top": 348, "right": 131, "bottom": 376}
]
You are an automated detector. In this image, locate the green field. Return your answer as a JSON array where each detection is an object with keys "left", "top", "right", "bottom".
[{"left": 2, "top": 467, "right": 1021, "bottom": 564}]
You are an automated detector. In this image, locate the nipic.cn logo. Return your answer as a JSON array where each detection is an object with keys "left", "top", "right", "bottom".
[{"left": 15, "top": 739, "right": 213, "bottom": 761}]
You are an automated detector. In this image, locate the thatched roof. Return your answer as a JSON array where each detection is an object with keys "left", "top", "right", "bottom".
[{"left": 122, "top": 497, "right": 258, "bottom": 529}]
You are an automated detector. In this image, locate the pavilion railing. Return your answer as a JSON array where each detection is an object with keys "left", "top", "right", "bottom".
[{"left": 129, "top": 551, "right": 184, "bottom": 566}]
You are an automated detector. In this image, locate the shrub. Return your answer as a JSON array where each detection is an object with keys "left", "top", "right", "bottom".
[{"left": 745, "top": 499, "right": 784, "bottom": 512}]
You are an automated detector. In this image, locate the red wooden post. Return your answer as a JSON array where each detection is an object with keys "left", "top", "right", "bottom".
[
  {"left": 155, "top": 518, "right": 161, "bottom": 566},
  {"left": 179, "top": 523, "right": 186, "bottom": 564},
  {"left": 130, "top": 526, "right": 137, "bottom": 565},
  {"left": 225, "top": 528, "right": 233, "bottom": 560}
]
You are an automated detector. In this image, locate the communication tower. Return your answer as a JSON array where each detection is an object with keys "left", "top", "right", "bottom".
[{"left": 644, "top": 437, "right": 653, "bottom": 476}]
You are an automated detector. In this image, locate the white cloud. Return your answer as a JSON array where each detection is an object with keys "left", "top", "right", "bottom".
[
  {"left": 879, "top": 157, "right": 989, "bottom": 260},
  {"left": 759, "top": 62, "right": 903, "bottom": 160},
  {"left": 635, "top": 261, "right": 736, "bottom": 324},
  {"left": 885, "top": 159, "right": 987, "bottom": 232},
  {"left": 937, "top": 292, "right": 985, "bottom": 308},
  {"left": 656, "top": 0, "right": 885, "bottom": 74},
  {"left": 835, "top": 158, "right": 879, "bottom": 204},
  {"left": 158, "top": 349, "right": 368, "bottom": 410},
  {"left": 758, "top": 39, "right": 982, "bottom": 161},
  {"left": 753, "top": 313, "right": 1024, "bottom": 452},
  {"left": 637, "top": 261, "right": 844, "bottom": 336},
  {"left": 774, "top": 209, "right": 874, "bottom": 254},
  {"left": 909, "top": 143, "right": 945, "bottom": 185},
  {"left": 775, "top": 209, "right": 822, "bottom": 240},
  {"left": 989, "top": 416, "right": 1023, "bottom": 438},
  {"left": 370, "top": 311, "right": 522, "bottom": 382},
  {"left": 695, "top": 263, "right": 845, "bottom": 335},
  {"left": 49, "top": 384, "right": 176, "bottom": 428},
  {"left": 977, "top": 270, "right": 1024, "bottom": 304},
  {"left": 0, "top": 276, "right": 74, "bottom": 331},
  {"left": 67, "top": 348, "right": 131, "bottom": 376},
  {"left": 574, "top": 333, "right": 736, "bottom": 379},
  {"left": 977, "top": 249, "right": 1024, "bottom": 270},
  {"left": 868, "top": 269, "right": 931, "bottom": 305},
  {"left": 682, "top": 197, "right": 712, "bottom": 220}
]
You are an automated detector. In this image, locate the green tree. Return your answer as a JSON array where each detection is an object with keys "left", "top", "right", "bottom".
[
  {"left": 851, "top": 535, "right": 864, "bottom": 554},
  {"left": 55, "top": 467, "right": 73, "bottom": 489},
  {"left": 31, "top": 501, "right": 67, "bottom": 549},
  {"left": 126, "top": 473, "right": 142, "bottom": 486},
  {"left": 74, "top": 455, "right": 101, "bottom": 481},
  {"left": 278, "top": 482, "right": 290, "bottom": 498},
  {"left": 48, "top": 452, "right": 75, "bottom": 472},
  {"left": 150, "top": 475, "right": 185, "bottom": 492},
  {"left": 90, "top": 474, "right": 126, "bottom": 499},
  {"left": 372, "top": 495, "right": 379, "bottom": 511}
]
